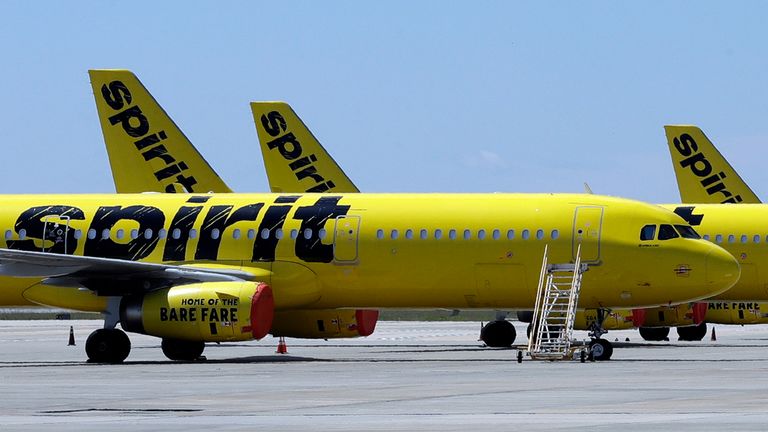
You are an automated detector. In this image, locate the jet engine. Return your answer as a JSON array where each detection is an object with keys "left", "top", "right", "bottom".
[{"left": 120, "top": 281, "right": 274, "bottom": 342}]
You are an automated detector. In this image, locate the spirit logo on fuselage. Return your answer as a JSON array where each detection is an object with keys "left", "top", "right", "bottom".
[
  {"left": 100, "top": 80, "right": 198, "bottom": 193},
  {"left": 5, "top": 196, "right": 350, "bottom": 264},
  {"left": 672, "top": 133, "right": 742, "bottom": 203},
  {"left": 260, "top": 111, "right": 336, "bottom": 193}
]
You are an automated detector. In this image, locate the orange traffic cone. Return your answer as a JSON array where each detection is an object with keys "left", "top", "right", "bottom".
[
  {"left": 67, "top": 326, "right": 76, "bottom": 346},
  {"left": 276, "top": 336, "right": 288, "bottom": 354},
  {"left": 711, "top": 327, "right": 717, "bottom": 341}
]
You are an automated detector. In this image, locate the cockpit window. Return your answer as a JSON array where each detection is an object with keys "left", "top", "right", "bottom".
[
  {"left": 658, "top": 224, "right": 679, "bottom": 240},
  {"left": 640, "top": 224, "right": 656, "bottom": 241},
  {"left": 675, "top": 224, "right": 701, "bottom": 240}
]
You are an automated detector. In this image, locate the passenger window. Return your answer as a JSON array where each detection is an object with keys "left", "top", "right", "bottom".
[
  {"left": 101, "top": 229, "right": 110, "bottom": 240},
  {"left": 703, "top": 234, "right": 710, "bottom": 241},
  {"left": 304, "top": 228, "right": 313, "bottom": 239},
  {"left": 172, "top": 228, "right": 181, "bottom": 240},
  {"left": 640, "top": 225, "right": 656, "bottom": 241},
  {"left": 249, "top": 229, "right": 257, "bottom": 240},
  {"left": 318, "top": 228, "right": 326, "bottom": 240},
  {"left": 551, "top": 229, "right": 559, "bottom": 240},
  {"left": 390, "top": 229, "right": 399, "bottom": 240},
  {"left": 715, "top": 234, "right": 723, "bottom": 243},
  {"left": 507, "top": 229, "right": 515, "bottom": 240},
  {"left": 233, "top": 228, "right": 241, "bottom": 240},
  {"left": 728, "top": 234, "right": 735, "bottom": 244},
  {"left": 448, "top": 229, "right": 457, "bottom": 240},
  {"left": 478, "top": 229, "right": 486, "bottom": 240},
  {"left": 492, "top": 229, "right": 500, "bottom": 240},
  {"left": 276, "top": 229, "right": 284, "bottom": 239},
  {"left": 376, "top": 229, "right": 384, "bottom": 240},
  {"left": 674, "top": 225, "right": 701, "bottom": 240},
  {"left": 3, "top": 230, "right": 11, "bottom": 240},
  {"left": 87, "top": 229, "right": 96, "bottom": 240},
  {"left": 536, "top": 229, "right": 544, "bottom": 240},
  {"left": 522, "top": 229, "right": 530, "bottom": 240},
  {"left": 754, "top": 235, "right": 761, "bottom": 243},
  {"left": 657, "top": 225, "right": 678, "bottom": 240},
  {"left": 261, "top": 228, "right": 270, "bottom": 239},
  {"left": 420, "top": 229, "right": 428, "bottom": 240},
  {"left": 741, "top": 235, "right": 748, "bottom": 244},
  {"left": 130, "top": 229, "right": 139, "bottom": 239},
  {"left": 405, "top": 229, "right": 413, "bottom": 240},
  {"left": 189, "top": 229, "right": 197, "bottom": 239},
  {"left": 211, "top": 228, "right": 220, "bottom": 240},
  {"left": 463, "top": 229, "right": 471, "bottom": 240},
  {"left": 116, "top": 229, "right": 124, "bottom": 240},
  {"left": 144, "top": 229, "right": 153, "bottom": 239},
  {"left": 289, "top": 229, "right": 298, "bottom": 240},
  {"left": 435, "top": 229, "right": 443, "bottom": 240}
]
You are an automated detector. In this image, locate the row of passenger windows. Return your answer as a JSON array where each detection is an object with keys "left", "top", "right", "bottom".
[
  {"left": 640, "top": 224, "right": 701, "bottom": 241},
  {"left": 5, "top": 228, "right": 328, "bottom": 241},
  {"left": 4, "top": 227, "right": 562, "bottom": 242},
  {"left": 375, "top": 228, "right": 560, "bottom": 241},
  {"left": 704, "top": 234, "right": 768, "bottom": 244}
]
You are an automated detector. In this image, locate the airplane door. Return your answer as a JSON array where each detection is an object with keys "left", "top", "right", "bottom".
[
  {"left": 333, "top": 215, "right": 360, "bottom": 263},
  {"left": 42, "top": 215, "right": 71, "bottom": 253},
  {"left": 572, "top": 206, "right": 603, "bottom": 263}
]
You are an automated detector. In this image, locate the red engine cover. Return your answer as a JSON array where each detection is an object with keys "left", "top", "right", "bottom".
[
  {"left": 355, "top": 309, "right": 379, "bottom": 336},
  {"left": 250, "top": 283, "right": 274, "bottom": 340}
]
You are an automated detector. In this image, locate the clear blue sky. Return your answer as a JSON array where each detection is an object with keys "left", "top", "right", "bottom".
[{"left": 1, "top": 2, "right": 767, "bottom": 203}]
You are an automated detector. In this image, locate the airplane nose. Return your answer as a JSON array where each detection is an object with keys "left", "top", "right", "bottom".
[{"left": 705, "top": 246, "right": 740, "bottom": 295}]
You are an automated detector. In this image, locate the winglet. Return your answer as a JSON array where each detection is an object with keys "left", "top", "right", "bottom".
[
  {"left": 250, "top": 102, "right": 359, "bottom": 193},
  {"left": 89, "top": 69, "right": 232, "bottom": 193},
  {"left": 664, "top": 125, "right": 760, "bottom": 204}
]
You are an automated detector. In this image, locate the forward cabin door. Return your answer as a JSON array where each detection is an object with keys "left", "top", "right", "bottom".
[
  {"left": 42, "top": 215, "right": 71, "bottom": 253},
  {"left": 572, "top": 206, "right": 603, "bottom": 263},
  {"left": 333, "top": 215, "right": 361, "bottom": 263}
]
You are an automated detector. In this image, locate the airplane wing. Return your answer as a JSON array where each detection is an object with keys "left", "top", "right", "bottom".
[
  {"left": 0, "top": 248, "right": 256, "bottom": 294},
  {"left": 664, "top": 125, "right": 761, "bottom": 204},
  {"left": 251, "top": 102, "right": 360, "bottom": 193}
]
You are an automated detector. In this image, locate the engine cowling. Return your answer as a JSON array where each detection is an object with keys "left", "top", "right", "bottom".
[
  {"left": 120, "top": 281, "right": 274, "bottom": 342},
  {"left": 271, "top": 309, "right": 379, "bottom": 339}
]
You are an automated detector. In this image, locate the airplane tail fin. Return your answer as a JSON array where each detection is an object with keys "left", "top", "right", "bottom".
[
  {"left": 250, "top": 102, "right": 359, "bottom": 193},
  {"left": 88, "top": 69, "right": 232, "bottom": 193},
  {"left": 664, "top": 125, "right": 760, "bottom": 204}
]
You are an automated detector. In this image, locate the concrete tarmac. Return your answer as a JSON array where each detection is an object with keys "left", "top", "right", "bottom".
[{"left": 1, "top": 320, "right": 767, "bottom": 431}]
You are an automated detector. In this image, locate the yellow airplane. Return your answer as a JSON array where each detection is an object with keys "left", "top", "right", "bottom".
[
  {"left": 632, "top": 126, "right": 767, "bottom": 341},
  {"left": 86, "top": 69, "right": 376, "bottom": 344},
  {"left": 0, "top": 73, "right": 740, "bottom": 363}
]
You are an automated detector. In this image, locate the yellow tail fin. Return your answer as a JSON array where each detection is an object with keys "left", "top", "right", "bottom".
[
  {"left": 250, "top": 102, "right": 359, "bottom": 193},
  {"left": 89, "top": 70, "right": 232, "bottom": 193},
  {"left": 664, "top": 125, "right": 760, "bottom": 204}
]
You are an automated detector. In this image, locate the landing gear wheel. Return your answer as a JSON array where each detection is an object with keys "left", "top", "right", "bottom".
[
  {"left": 639, "top": 326, "right": 670, "bottom": 341},
  {"left": 161, "top": 339, "right": 205, "bottom": 361},
  {"left": 588, "top": 338, "right": 613, "bottom": 361},
  {"left": 480, "top": 320, "right": 516, "bottom": 348},
  {"left": 677, "top": 323, "right": 707, "bottom": 341},
  {"left": 85, "top": 328, "right": 131, "bottom": 363}
]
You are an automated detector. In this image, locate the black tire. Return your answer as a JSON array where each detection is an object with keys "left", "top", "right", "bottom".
[
  {"left": 85, "top": 328, "right": 131, "bottom": 363},
  {"left": 480, "top": 320, "right": 517, "bottom": 348},
  {"left": 639, "top": 326, "right": 670, "bottom": 341},
  {"left": 161, "top": 339, "right": 205, "bottom": 361},
  {"left": 588, "top": 338, "right": 613, "bottom": 361},
  {"left": 677, "top": 323, "right": 707, "bottom": 341}
]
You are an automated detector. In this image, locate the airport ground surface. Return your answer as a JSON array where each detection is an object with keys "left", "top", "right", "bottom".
[{"left": 1, "top": 320, "right": 767, "bottom": 431}]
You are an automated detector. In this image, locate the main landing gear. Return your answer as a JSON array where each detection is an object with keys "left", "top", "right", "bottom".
[
  {"left": 480, "top": 320, "right": 517, "bottom": 347},
  {"left": 639, "top": 326, "right": 670, "bottom": 341},
  {"left": 85, "top": 328, "right": 131, "bottom": 363},
  {"left": 677, "top": 322, "right": 707, "bottom": 341}
]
